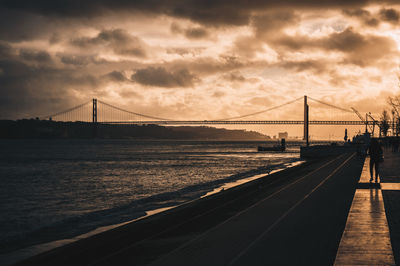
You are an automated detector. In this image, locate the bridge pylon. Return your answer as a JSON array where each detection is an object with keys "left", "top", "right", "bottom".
[
  {"left": 92, "top": 98, "right": 97, "bottom": 123},
  {"left": 92, "top": 98, "right": 98, "bottom": 138},
  {"left": 304, "top": 95, "right": 309, "bottom": 146}
]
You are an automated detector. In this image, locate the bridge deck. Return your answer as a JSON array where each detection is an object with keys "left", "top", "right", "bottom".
[{"left": 99, "top": 120, "right": 370, "bottom": 125}]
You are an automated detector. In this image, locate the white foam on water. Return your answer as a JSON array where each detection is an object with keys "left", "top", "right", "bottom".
[
  {"left": 201, "top": 160, "right": 304, "bottom": 198},
  {"left": 0, "top": 140, "right": 303, "bottom": 265}
]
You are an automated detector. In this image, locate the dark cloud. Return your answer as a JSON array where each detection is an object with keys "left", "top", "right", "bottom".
[
  {"left": 59, "top": 54, "right": 93, "bottom": 66},
  {"left": 343, "top": 8, "right": 379, "bottom": 26},
  {"left": 279, "top": 60, "right": 329, "bottom": 74},
  {"left": 344, "top": 8, "right": 371, "bottom": 17},
  {"left": 273, "top": 35, "right": 309, "bottom": 50},
  {"left": 103, "top": 70, "right": 127, "bottom": 82},
  {"left": 0, "top": 47, "right": 104, "bottom": 119},
  {"left": 0, "top": 60, "right": 66, "bottom": 118},
  {"left": 233, "top": 36, "right": 265, "bottom": 58},
  {"left": 184, "top": 27, "right": 209, "bottom": 39},
  {"left": 346, "top": 7, "right": 400, "bottom": 27},
  {"left": 272, "top": 27, "right": 397, "bottom": 66},
  {"left": 57, "top": 54, "right": 108, "bottom": 66},
  {"left": 379, "top": 8, "right": 400, "bottom": 23},
  {"left": 1, "top": 0, "right": 399, "bottom": 120},
  {"left": 325, "top": 28, "right": 397, "bottom": 66},
  {"left": 252, "top": 11, "right": 300, "bottom": 38},
  {"left": 170, "top": 22, "right": 183, "bottom": 34},
  {"left": 118, "top": 88, "right": 142, "bottom": 99},
  {"left": 223, "top": 72, "right": 246, "bottom": 82},
  {"left": 160, "top": 55, "right": 246, "bottom": 77},
  {"left": 2, "top": 1, "right": 394, "bottom": 27},
  {"left": 71, "top": 29, "right": 148, "bottom": 58},
  {"left": 131, "top": 66, "right": 196, "bottom": 88},
  {"left": 49, "top": 33, "right": 62, "bottom": 44},
  {"left": 166, "top": 47, "right": 206, "bottom": 56},
  {"left": 19, "top": 49, "right": 52, "bottom": 63},
  {"left": 0, "top": 7, "right": 56, "bottom": 41},
  {"left": 324, "top": 28, "right": 369, "bottom": 52},
  {"left": 0, "top": 42, "right": 14, "bottom": 59},
  {"left": 170, "top": 23, "right": 210, "bottom": 39},
  {"left": 117, "top": 47, "right": 147, "bottom": 57},
  {"left": 212, "top": 91, "right": 225, "bottom": 98}
]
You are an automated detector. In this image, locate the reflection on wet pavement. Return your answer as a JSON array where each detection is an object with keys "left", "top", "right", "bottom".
[
  {"left": 381, "top": 183, "right": 400, "bottom": 190},
  {"left": 335, "top": 157, "right": 395, "bottom": 265}
]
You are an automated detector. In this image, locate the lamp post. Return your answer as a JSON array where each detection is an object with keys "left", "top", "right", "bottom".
[{"left": 392, "top": 109, "right": 396, "bottom": 136}]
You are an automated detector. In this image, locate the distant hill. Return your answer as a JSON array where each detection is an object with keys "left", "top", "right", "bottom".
[{"left": 0, "top": 120, "right": 270, "bottom": 140}]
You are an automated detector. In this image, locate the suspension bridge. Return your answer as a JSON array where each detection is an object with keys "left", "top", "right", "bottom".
[{"left": 37, "top": 96, "right": 382, "bottom": 141}]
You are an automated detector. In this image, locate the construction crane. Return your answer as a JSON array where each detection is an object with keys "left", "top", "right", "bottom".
[
  {"left": 367, "top": 112, "right": 379, "bottom": 137},
  {"left": 351, "top": 107, "right": 373, "bottom": 133}
]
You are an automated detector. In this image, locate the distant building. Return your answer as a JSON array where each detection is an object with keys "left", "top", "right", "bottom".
[{"left": 278, "top": 132, "right": 288, "bottom": 139}]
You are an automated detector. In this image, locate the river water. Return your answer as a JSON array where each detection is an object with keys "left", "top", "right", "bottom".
[{"left": 0, "top": 139, "right": 300, "bottom": 262}]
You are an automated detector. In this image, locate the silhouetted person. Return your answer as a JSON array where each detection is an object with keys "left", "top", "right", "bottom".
[{"left": 368, "top": 138, "right": 383, "bottom": 183}]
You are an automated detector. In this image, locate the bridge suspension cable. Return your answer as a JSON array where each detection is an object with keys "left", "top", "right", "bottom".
[
  {"left": 307, "top": 97, "right": 353, "bottom": 113},
  {"left": 215, "top": 97, "right": 304, "bottom": 121},
  {"left": 40, "top": 100, "right": 92, "bottom": 120},
  {"left": 97, "top": 100, "right": 172, "bottom": 121},
  {"left": 37, "top": 96, "right": 368, "bottom": 126}
]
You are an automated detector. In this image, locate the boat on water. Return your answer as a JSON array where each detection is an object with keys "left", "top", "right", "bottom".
[{"left": 258, "top": 138, "right": 286, "bottom": 152}]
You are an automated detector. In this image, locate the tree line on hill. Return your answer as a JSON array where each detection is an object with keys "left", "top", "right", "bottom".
[{"left": 0, "top": 120, "right": 270, "bottom": 140}]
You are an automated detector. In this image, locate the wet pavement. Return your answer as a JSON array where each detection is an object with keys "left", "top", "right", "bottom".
[
  {"left": 16, "top": 155, "right": 362, "bottom": 266},
  {"left": 149, "top": 153, "right": 362, "bottom": 266},
  {"left": 334, "top": 157, "right": 395, "bottom": 265},
  {"left": 381, "top": 149, "right": 400, "bottom": 266},
  {"left": 19, "top": 151, "right": 397, "bottom": 266},
  {"left": 335, "top": 149, "right": 400, "bottom": 266}
]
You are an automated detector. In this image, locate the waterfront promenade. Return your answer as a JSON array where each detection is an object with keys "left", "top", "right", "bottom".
[
  {"left": 380, "top": 150, "right": 400, "bottom": 265},
  {"left": 334, "top": 156, "right": 395, "bottom": 265},
  {"left": 15, "top": 150, "right": 400, "bottom": 265}
]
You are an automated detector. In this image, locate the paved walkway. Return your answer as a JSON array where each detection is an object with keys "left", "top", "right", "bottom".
[
  {"left": 147, "top": 154, "right": 361, "bottom": 266},
  {"left": 334, "top": 157, "right": 395, "bottom": 265},
  {"left": 13, "top": 153, "right": 367, "bottom": 266},
  {"left": 380, "top": 149, "right": 400, "bottom": 266}
]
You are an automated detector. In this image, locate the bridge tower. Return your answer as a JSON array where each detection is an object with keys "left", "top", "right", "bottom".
[
  {"left": 92, "top": 98, "right": 98, "bottom": 137},
  {"left": 92, "top": 98, "right": 97, "bottom": 123},
  {"left": 303, "top": 95, "right": 309, "bottom": 146}
]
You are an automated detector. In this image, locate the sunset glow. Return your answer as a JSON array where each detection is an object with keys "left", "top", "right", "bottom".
[{"left": 1, "top": 1, "right": 400, "bottom": 126}]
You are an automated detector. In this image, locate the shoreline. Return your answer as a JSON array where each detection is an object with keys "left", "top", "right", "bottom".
[
  {"left": 1, "top": 159, "right": 304, "bottom": 265},
  {"left": 13, "top": 155, "right": 338, "bottom": 266}
]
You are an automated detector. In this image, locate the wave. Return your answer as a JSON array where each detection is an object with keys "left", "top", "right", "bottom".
[{"left": 0, "top": 158, "right": 300, "bottom": 259}]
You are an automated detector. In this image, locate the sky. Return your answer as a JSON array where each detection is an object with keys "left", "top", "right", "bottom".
[{"left": 1, "top": 0, "right": 400, "bottom": 138}]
